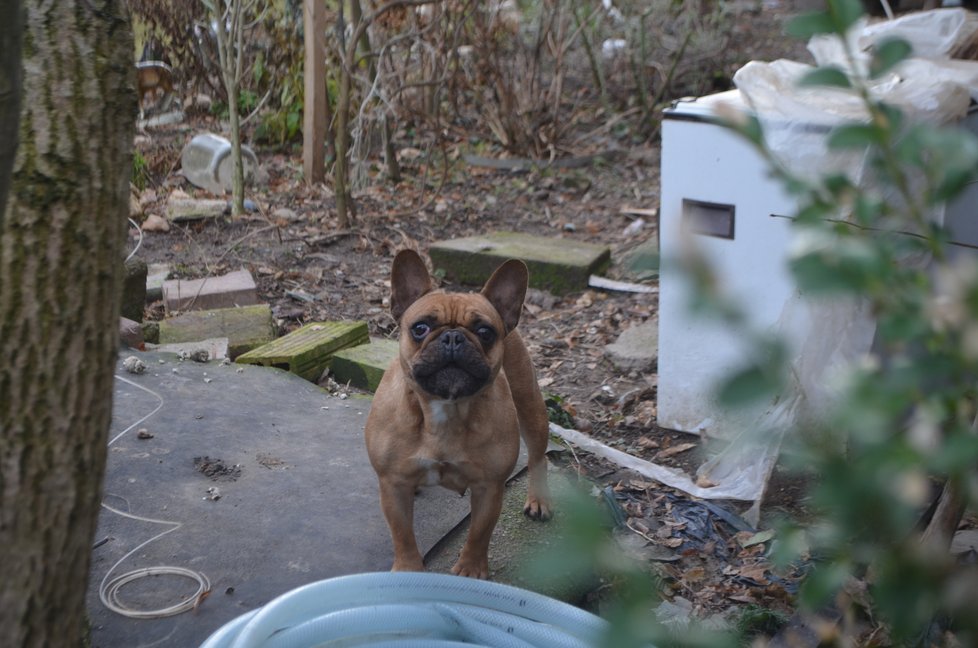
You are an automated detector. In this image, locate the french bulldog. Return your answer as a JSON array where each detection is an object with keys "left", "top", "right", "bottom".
[{"left": 364, "top": 249, "right": 552, "bottom": 579}]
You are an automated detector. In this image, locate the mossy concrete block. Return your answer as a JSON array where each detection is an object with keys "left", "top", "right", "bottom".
[
  {"left": 329, "top": 338, "right": 399, "bottom": 392},
  {"left": 122, "top": 258, "right": 148, "bottom": 322},
  {"left": 236, "top": 321, "right": 369, "bottom": 381},
  {"left": 429, "top": 232, "right": 611, "bottom": 294},
  {"left": 158, "top": 304, "right": 274, "bottom": 358}
]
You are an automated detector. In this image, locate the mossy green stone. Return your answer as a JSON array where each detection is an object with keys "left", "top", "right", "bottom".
[
  {"left": 429, "top": 232, "right": 611, "bottom": 294},
  {"left": 157, "top": 304, "right": 274, "bottom": 358},
  {"left": 329, "top": 338, "right": 399, "bottom": 392},
  {"left": 236, "top": 321, "right": 369, "bottom": 381},
  {"left": 620, "top": 235, "right": 659, "bottom": 281}
]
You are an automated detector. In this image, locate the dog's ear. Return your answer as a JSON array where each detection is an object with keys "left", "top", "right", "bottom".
[
  {"left": 391, "top": 249, "right": 434, "bottom": 322},
  {"left": 481, "top": 259, "right": 528, "bottom": 334}
]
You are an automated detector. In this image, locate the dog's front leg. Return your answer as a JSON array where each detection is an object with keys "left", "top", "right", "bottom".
[
  {"left": 378, "top": 477, "right": 425, "bottom": 572},
  {"left": 451, "top": 481, "right": 505, "bottom": 579}
]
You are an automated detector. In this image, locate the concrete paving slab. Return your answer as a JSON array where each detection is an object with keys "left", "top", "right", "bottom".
[
  {"left": 87, "top": 351, "right": 527, "bottom": 648},
  {"left": 163, "top": 269, "right": 259, "bottom": 313},
  {"left": 157, "top": 304, "right": 274, "bottom": 358},
  {"left": 329, "top": 338, "right": 399, "bottom": 392},
  {"left": 429, "top": 232, "right": 611, "bottom": 294}
]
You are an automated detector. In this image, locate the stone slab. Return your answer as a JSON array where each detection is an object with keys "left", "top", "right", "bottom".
[
  {"left": 236, "top": 321, "right": 370, "bottom": 381},
  {"left": 329, "top": 338, "right": 400, "bottom": 392},
  {"left": 604, "top": 317, "right": 658, "bottom": 372},
  {"left": 88, "top": 351, "right": 528, "bottom": 648},
  {"left": 163, "top": 269, "right": 259, "bottom": 313},
  {"left": 429, "top": 232, "right": 611, "bottom": 294},
  {"left": 158, "top": 304, "right": 274, "bottom": 358}
]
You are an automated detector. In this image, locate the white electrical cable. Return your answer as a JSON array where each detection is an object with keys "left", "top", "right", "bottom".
[
  {"left": 200, "top": 572, "right": 609, "bottom": 648},
  {"left": 126, "top": 217, "right": 144, "bottom": 262},
  {"left": 97, "top": 374, "right": 211, "bottom": 619}
]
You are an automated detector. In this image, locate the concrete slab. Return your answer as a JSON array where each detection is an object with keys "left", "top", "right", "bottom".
[
  {"left": 236, "top": 321, "right": 369, "bottom": 382},
  {"left": 163, "top": 269, "right": 259, "bottom": 313},
  {"left": 429, "top": 232, "right": 611, "bottom": 294},
  {"left": 329, "top": 338, "right": 400, "bottom": 392},
  {"left": 158, "top": 304, "right": 274, "bottom": 359},
  {"left": 88, "top": 351, "right": 524, "bottom": 647}
]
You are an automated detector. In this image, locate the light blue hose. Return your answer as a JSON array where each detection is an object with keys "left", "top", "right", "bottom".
[{"left": 200, "top": 572, "right": 609, "bottom": 648}]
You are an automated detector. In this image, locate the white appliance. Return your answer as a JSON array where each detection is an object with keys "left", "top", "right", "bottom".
[{"left": 656, "top": 90, "right": 978, "bottom": 438}]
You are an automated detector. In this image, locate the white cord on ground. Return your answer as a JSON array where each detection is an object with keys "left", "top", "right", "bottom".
[
  {"left": 200, "top": 572, "right": 609, "bottom": 648},
  {"left": 126, "top": 217, "right": 144, "bottom": 262},
  {"left": 97, "top": 374, "right": 211, "bottom": 619}
]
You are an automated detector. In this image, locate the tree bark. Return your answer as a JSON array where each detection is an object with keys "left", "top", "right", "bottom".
[
  {"left": 0, "top": 0, "right": 23, "bottom": 221},
  {"left": 0, "top": 1, "right": 135, "bottom": 645}
]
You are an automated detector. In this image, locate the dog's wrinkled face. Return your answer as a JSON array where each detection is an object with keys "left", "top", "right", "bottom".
[
  {"left": 390, "top": 250, "right": 528, "bottom": 401},
  {"left": 400, "top": 294, "right": 503, "bottom": 400}
]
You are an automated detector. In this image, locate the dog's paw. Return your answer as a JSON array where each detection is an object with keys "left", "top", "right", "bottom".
[
  {"left": 523, "top": 496, "right": 553, "bottom": 521},
  {"left": 391, "top": 558, "right": 425, "bottom": 572},
  {"left": 450, "top": 558, "right": 489, "bottom": 580}
]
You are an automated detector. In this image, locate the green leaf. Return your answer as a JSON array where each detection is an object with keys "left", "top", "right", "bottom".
[
  {"left": 828, "top": 124, "right": 884, "bottom": 149},
  {"left": 869, "top": 38, "right": 912, "bottom": 79},
  {"left": 786, "top": 11, "right": 836, "bottom": 39},
  {"left": 829, "top": 0, "right": 865, "bottom": 33},
  {"left": 798, "top": 66, "right": 852, "bottom": 89}
]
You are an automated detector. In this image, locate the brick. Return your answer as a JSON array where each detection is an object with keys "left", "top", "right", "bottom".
[
  {"left": 157, "top": 304, "right": 274, "bottom": 358},
  {"left": 329, "top": 338, "right": 399, "bottom": 392},
  {"left": 166, "top": 197, "right": 227, "bottom": 222},
  {"left": 429, "top": 232, "right": 611, "bottom": 295},
  {"left": 163, "top": 269, "right": 259, "bottom": 313},
  {"left": 235, "top": 321, "right": 369, "bottom": 381}
]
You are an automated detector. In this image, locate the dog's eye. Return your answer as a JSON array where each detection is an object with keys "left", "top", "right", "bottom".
[
  {"left": 475, "top": 325, "right": 495, "bottom": 345},
  {"left": 410, "top": 322, "right": 431, "bottom": 340}
]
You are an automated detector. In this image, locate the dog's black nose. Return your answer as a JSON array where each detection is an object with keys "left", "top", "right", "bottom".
[{"left": 440, "top": 329, "right": 466, "bottom": 358}]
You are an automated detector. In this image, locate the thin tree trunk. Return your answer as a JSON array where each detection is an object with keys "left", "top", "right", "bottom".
[{"left": 0, "top": 0, "right": 135, "bottom": 645}]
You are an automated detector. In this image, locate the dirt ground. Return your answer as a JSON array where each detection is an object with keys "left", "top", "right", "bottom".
[{"left": 130, "top": 0, "right": 816, "bottom": 633}]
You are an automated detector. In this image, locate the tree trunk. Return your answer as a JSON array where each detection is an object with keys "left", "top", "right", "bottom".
[
  {"left": 0, "top": 1, "right": 135, "bottom": 645},
  {"left": 0, "top": 0, "right": 23, "bottom": 220}
]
